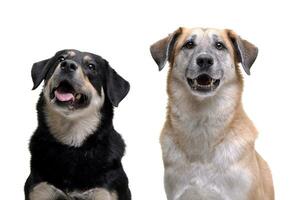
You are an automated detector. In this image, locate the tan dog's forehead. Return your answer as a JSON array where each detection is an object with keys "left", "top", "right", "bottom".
[
  {"left": 174, "top": 27, "right": 234, "bottom": 56},
  {"left": 178, "top": 27, "right": 226, "bottom": 43}
]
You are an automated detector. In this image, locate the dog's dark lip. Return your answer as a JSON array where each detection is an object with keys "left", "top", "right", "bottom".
[
  {"left": 187, "top": 74, "right": 220, "bottom": 92},
  {"left": 50, "top": 80, "right": 89, "bottom": 109}
]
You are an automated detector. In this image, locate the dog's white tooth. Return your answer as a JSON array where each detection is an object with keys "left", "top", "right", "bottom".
[
  {"left": 50, "top": 98, "right": 56, "bottom": 104},
  {"left": 193, "top": 79, "right": 197, "bottom": 86},
  {"left": 76, "top": 94, "right": 81, "bottom": 100}
]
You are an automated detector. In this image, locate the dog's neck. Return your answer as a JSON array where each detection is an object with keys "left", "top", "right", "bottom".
[
  {"left": 43, "top": 100, "right": 103, "bottom": 147},
  {"left": 166, "top": 74, "right": 249, "bottom": 161}
]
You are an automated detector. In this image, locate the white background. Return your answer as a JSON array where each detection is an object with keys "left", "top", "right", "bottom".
[{"left": 0, "top": 0, "right": 299, "bottom": 199}]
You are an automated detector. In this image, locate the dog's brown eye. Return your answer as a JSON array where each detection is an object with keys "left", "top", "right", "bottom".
[
  {"left": 183, "top": 40, "right": 195, "bottom": 49},
  {"left": 58, "top": 56, "right": 65, "bottom": 62},
  {"left": 88, "top": 64, "right": 96, "bottom": 71},
  {"left": 215, "top": 42, "right": 225, "bottom": 50}
]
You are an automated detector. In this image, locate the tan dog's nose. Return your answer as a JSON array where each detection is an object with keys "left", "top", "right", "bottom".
[{"left": 196, "top": 55, "right": 214, "bottom": 70}]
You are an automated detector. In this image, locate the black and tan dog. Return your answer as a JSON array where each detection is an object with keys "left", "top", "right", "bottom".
[
  {"left": 150, "top": 28, "right": 274, "bottom": 200},
  {"left": 25, "top": 49, "right": 131, "bottom": 200}
]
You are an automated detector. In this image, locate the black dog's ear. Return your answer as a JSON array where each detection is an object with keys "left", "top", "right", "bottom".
[
  {"left": 31, "top": 59, "right": 50, "bottom": 90},
  {"left": 227, "top": 30, "right": 258, "bottom": 75},
  {"left": 105, "top": 64, "right": 130, "bottom": 107},
  {"left": 150, "top": 27, "right": 182, "bottom": 71}
]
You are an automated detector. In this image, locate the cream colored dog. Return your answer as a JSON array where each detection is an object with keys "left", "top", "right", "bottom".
[{"left": 150, "top": 27, "right": 274, "bottom": 200}]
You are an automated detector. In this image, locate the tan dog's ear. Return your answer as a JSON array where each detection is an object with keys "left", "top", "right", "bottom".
[
  {"left": 227, "top": 30, "right": 258, "bottom": 75},
  {"left": 150, "top": 28, "right": 182, "bottom": 71}
]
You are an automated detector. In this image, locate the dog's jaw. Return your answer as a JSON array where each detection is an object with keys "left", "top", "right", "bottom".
[{"left": 44, "top": 87, "right": 104, "bottom": 147}]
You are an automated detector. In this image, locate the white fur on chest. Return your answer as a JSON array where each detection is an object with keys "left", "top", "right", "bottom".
[
  {"left": 162, "top": 135, "right": 251, "bottom": 200},
  {"left": 46, "top": 110, "right": 101, "bottom": 147}
]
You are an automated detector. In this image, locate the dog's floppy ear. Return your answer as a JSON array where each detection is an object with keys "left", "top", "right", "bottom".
[
  {"left": 31, "top": 59, "right": 51, "bottom": 90},
  {"left": 227, "top": 30, "right": 258, "bottom": 75},
  {"left": 105, "top": 63, "right": 130, "bottom": 107},
  {"left": 150, "top": 27, "right": 182, "bottom": 71}
]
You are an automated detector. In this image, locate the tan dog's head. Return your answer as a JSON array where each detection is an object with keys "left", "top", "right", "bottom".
[{"left": 150, "top": 27, "right": 258, "bottom": 97}]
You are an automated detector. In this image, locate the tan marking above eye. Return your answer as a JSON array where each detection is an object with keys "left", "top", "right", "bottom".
[
  {"left": 83, "top": 55, "right": 92, "bottom": 61},
  {"left": 68, "top": 51, "right": 76, "bottom": 57}
]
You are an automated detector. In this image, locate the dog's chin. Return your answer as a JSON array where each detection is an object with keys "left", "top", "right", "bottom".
[
  {"left": 187, "top": 74, "right": 221, "bottom": 96},
  {"left": 49, "top": 80, "right": 90, "bottom": 111}
]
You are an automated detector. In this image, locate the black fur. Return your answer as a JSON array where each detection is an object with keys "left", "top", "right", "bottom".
[{"left": 25, "top": 50, "right": 131, "bottom": 200}]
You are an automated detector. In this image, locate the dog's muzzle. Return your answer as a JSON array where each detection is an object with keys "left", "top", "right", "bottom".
[
  {"left": 186, "top": 55, "right": 222, "bottom": 93},
  {"left": 50, "top": 79, "right": 90, "bottom": 110},
  {"left": 187, "top": 74, "right": 220, "bottom": 92},
  {"left": 48, "top": 61, "right": 91, "bottom": 110}
]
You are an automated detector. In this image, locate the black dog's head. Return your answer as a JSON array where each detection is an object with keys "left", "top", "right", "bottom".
[{"left": 32, "top": 49, "right": 130, "bottom": 116}]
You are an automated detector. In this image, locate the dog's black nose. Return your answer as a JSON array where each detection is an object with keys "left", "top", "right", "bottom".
[
  {"left": 196, "top": 55, "right": 214, "bottom": 69},
  {"left": 60, "top": 60, "right": 78, "bottom": 72}
]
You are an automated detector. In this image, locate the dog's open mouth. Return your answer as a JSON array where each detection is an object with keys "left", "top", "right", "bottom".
[
  {"left": 187, "top": 74, "right": 220, "bottom": 92},
  {"left": 50, "top": 81, "right": 88, "bottom": 109}
]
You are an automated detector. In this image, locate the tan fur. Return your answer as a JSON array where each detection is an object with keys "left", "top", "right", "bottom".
[
  {"left": 29, "top": 182, "right": 117, "bottom": 200},
  {"left": 159, "top": 27, "right": 274, "bottom": 200},
  {"left": 69, "top": 188, "right": 118, "bottom": 200},
  {"left": 68, "top": 50, "right": 76, "bottom": 57},
  {"left": 93, "top": 188, "right": 118, "bottom": 200},
  {"left": 29, "top": 182, "right": 66, "bottom": 200},
  {"left": 84, "top": 55, "right": 93, "bottom": 61}
]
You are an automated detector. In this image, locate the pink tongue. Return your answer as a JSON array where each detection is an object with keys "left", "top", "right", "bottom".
[{"left": 54, "top": 90, "right": 74, "bottom": 102}]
